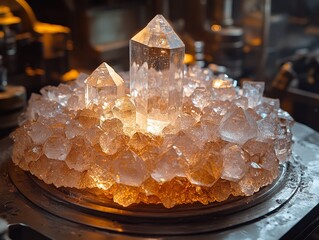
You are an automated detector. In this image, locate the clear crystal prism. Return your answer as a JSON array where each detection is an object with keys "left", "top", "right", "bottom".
[{"left": 130, "top": 15, "right": 185, "bottom": 134}]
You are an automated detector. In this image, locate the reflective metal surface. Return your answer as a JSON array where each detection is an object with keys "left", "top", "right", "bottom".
[
  {"left": 0, "top": 122, "right": 319, "bottom": 239},
  {"left": 7, "top": 160, "right": 300, "bottom": 235}
]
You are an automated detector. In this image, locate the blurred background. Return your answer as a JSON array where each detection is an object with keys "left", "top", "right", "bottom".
[{"left": 1, "top": 0, "right": 319, "bottom": 137}]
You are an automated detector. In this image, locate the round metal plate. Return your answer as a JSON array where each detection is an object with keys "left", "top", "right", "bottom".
[{"left": 8, "top": 158, "right": 301, "bottom": 235}]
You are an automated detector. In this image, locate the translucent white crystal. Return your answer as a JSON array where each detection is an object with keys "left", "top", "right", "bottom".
[
  {"left": 28, "top": 122, "right": 52, "bottom": 145},
  {"left": 99, "top": 132, "right": 125, "bottom": 155},
  {"left": 262, "top": 97, "right": 280, "bottom": 109},
  {"left": 190, "top": 87, "right": 211, "bottom": 110},
  {"left": 219, "top": 107, "right": 258, "bottom": 145},
  {"left": 242, "top": 81, "right": 265, "bottom": 108},
  {"left": 221, "top": 144, "right": 249, "bottom": 181},
  {"left": 43, "top": 136, "right": 71, "bottom": 161},
  {"left": 172, "top": 132, "right": 201, "bottom": 167},
  {"left": 26, "top": 93, "right": 63, "bottom": 120},
  {"left": 85, "top": 62, "right": 125, "bottom": 108},
  {"left": 130, "top": 15, "right": 184, "bottom": 135},
  {"left": 233, "top": 96, "right": 248, "bottom": 109},
  {"left": 110, "top": 150, "right": 148, "bottom": 187},
  {"left": 275, "top": 126, "right": 293, "bottom": 162},
  {"left": 40, "top": 84, "right": 72, "bottom": 107},
  {"left": 186, "top": 121, "right": 218, "bottom": 148},
  {"left": 151, "top": 147, "right": 186, "bottom": 182},
  {"left": 278, "top": 109, "right": 294, "bottom": 128},
  {"left": 257, "top": 114, "right": 277, "bottom": 140}
]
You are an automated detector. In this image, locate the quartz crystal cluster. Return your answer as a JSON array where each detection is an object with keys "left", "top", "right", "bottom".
[{"left": 11, "top": 15, "right": 294, "bottom": 208}]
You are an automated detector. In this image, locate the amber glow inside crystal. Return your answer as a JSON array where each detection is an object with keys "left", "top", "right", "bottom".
[{"left": 11, "top": 15, "right": 294, "bottom": 208}]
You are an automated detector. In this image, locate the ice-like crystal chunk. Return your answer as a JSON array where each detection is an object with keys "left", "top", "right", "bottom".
[
  {"left": 190, "top": 87, "right": 211, "bottom": 110},
  {"left": 219, "top": 107, "right": 258, "bottom": 145},
  {"left": 130, "top": 15, "right": 185, "bottom": 134},
  {"left": 110, "top": 150, "right": 148, "bottom": 187},
  {"left": 242, "top": 81, "right": 265, "bottom": 108},
  {"left": 85, "top": 62, "right": 125, "bottom": 108},
  {"left": 221, "top": 144, "right": 249, "bottom": 181},
  {"left": 28, "top": 122, "right": 52, "bottom": 145},
  {"left": 151, "top": 147, "right": 186, "bottom": 182},
  {"left": 43, "top": 136, "right": 71, "bottom": 161},
  {"left": 211, "top": 74, "right": 237, "bottom": 101}
]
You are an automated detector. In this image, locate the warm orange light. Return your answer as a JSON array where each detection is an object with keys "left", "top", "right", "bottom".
[
  {"left": 212, "top": 79, "right": 224, "bottom": 88},
  {"left": 184, "top": 53, "right": 194, "bottom": 64},
  {"left": 211, "top": 24, "right": 221, "bottom": 32}
]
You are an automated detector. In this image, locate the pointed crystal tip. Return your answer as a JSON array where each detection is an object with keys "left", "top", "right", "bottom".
[
  {"left": 131, "top": 14, "right": 184, "bottom": 49},
  {"left": 148, "top": 14, "right": 173, "bottom": 34},
  {"left": 86, "top": 62, "right": 124, "bottom": 88}
]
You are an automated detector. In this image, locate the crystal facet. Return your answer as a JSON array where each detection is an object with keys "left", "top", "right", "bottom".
[{"left": 130, "top": 15, "right": 185, "bottom": 134}]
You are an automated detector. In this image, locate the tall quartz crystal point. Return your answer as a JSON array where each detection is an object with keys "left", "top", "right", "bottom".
[
  {"left": 85, "top": 62, "right": 125, "bottom": 109},
  {"left": 130, "top": 15, "right": 185, "bottom": 135}
]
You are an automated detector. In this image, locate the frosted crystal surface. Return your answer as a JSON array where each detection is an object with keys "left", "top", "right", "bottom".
[
  {"left": 85, "top": 62, "right": 125, "bottom": 108},
  {"left": 130, "top": 15, "right": 184, "bottom": 134}
]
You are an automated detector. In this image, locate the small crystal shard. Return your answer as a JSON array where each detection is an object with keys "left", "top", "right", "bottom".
[
  {"left": 66, "top": 137, "right": 92, "bottom": 172},
  {"left": 130, "top": 15, "right": 185, "bottom": 134},
  {"left": 43, "top": 136, "right": 71, "bottom": 161},
  {"left": 151, "top": 147, "right": 186, "bottom": 182},
  {"left": 85, "top": 62, "right": 125, "bottom": 108},
  {"left": 100, "top": 132, "right": 127, "bottom": 155},
  {"left": 221, "top": 144, "right": 249, "bottom": 181},
  {"left": 275, "top": 126, "right": 293, "bottom": 162},
  {"left": 190, "top": 87, "right": 211, "bottom": 110},
  {"left": 26, "top": 93, "right": 63, "bottom": 120},
  {"left": 211, "top": 74, "right": 237, "bottom": 101},
  {"left": 219, "top": 107, "right": 258, "bottom": 145},
  {"left": 110, "top": 150, "right": 148, "bottom": 187},
  {"left": 242, "top": 81, "right": 265, "bottom": 108},
  {"left": 28, "top": 122, "right": 52, "bottom": 145}
]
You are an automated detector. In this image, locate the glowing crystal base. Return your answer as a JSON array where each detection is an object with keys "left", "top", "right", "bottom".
[
  {"left": 11, "top": 15, "right": 294, "bottom": 208},
  {"left": 12, "top": 66, "right": 293, "bottom": 208}
]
